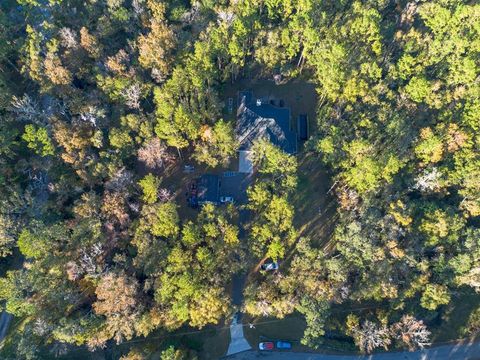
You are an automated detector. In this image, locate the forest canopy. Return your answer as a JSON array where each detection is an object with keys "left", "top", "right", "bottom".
[{"left": 0, "top": 0, "right": 479, "bottom": 359}]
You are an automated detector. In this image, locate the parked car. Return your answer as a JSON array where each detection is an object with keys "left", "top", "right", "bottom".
[
  {"left": 276, "top": 341, "right": 292, "bottom": 349},
  {"left": 183, "top": 165, "right": 195, "bottom": 173},
  {"left": 220, "top": 196, "right": 234, "bottom": 203},
  {"left": 261, "top": 261, "right": 278, "bottom": 271},
  {"left": 258, "top": 342, "right": 274, "bottom": 350}
]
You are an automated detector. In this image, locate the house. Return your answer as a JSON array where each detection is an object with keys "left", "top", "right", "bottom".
[
  {"left": 197, "top": 174, "right": 220, "bottom": 205},
  {"left": 236, "top": 91, "right": 297, "bottom": 173}
]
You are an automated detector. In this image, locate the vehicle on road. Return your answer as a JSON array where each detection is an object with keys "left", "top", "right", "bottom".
[
  {"left": 275, "top": 341, "right": 292, "bottom": 349},
  {"left": 258, "top": 342, "right": 274, "bottom": 350},
  {"left": 220, "top": 196, "right": 234, "bottom": 203},
  {"left": 261, "top": 261, "right": 279, "bottom": 271}
]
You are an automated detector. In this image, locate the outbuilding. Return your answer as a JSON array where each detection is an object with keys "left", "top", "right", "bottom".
[
  {"left": 197, "top": 174, "right": 220, "bottom": 205},
  {"left": 297, "top": 114, "right": 308, "bottom": 141}
]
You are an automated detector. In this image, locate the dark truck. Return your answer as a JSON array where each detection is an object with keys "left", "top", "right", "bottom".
[{"left": 297, "top": 114, "right": 308, "bottom": 141}]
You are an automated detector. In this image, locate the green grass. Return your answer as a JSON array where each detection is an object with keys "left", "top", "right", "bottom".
[
  {"left": 243, "top": 313, "right": 306, "bottom": 351},
  {"left": 241, "top": 291, "right": 480, "bottom": 357},
  {"left": 431, "top": 288, "right": 480, "bottom": 343},
  {"left": 243, "top": 313, "right": 357, "bottom": 354},
  {"left": 181, "top": 324, "right": 230, "bottom": 359},
  {"left": 105, "top": 323, "right": 231, "bottom": 360},
  {"left": 291, "top": 154, "right": 337, "bottom": 250},
  {"left": 0, "top": 317, "right": 230, "bottom": 360},
  {"left": 0, "top": 317, "right": 26, "bottom": 358}
]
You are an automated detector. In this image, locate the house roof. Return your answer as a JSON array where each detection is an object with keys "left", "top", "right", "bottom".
[
  {"left": 236, "top": 91, "right": 297, "bottom": 154},
  {"left": 197, "top": 174, "right": 220, "bottom": 203}
]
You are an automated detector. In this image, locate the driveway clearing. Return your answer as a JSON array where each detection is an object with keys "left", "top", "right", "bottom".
[
  {"left": 227, "top": 313, "right": 252, "bottom": 356},
  {"left": 0, "top": 311, "right": 12, "bottom": 341}
]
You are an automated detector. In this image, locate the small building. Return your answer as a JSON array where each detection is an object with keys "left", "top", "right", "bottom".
[
  {"left": 236, "top": 91, "right": 297, "bottom": 173},
  {"left": 297, "top": 114, "right": 309, "bottom": 141},
  {"left": 197, "top": 174, "right": 220, "bottom": 205}
]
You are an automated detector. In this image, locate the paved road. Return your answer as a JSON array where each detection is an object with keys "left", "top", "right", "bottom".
[
  {"left": 225, "top": 340, "right": 480, "bottom": 360},
  {"left": 0, "top": 311, "right": 13, "bottom": 341}
]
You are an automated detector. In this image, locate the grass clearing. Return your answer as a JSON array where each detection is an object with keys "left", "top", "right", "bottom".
[
  {"left": 181, "top": 323, "right": 230, "bottom": 360},
  {"left": 243, "top": 313, "right": 306, "bottom": 352},
  {"left": 0, "top": 313, "right": 229, "bottom": 360},
  {"left": 243, "top": 312, "right": 357, "bottom": 354},
  {"left": 432, "top": 288, "right": 480, "bottom": 343},
  {"left": 57, "top": 323, "right": 230, "bottom": 360},
  {"left": 292, "top": 153, "right": 337, "bottom": 250}
]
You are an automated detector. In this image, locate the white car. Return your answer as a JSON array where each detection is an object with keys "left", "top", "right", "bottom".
[
  {"left": 220, "top": 196, "right": 234, "bottom": 203},
  {"left": 261, "top": 262, "right": 279, "bottom": 271},
  {"left": 258, "top": 342, "right": 274, "bottom": 350}
]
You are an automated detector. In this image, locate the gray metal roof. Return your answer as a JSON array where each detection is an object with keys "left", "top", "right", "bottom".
[
  {"left": 238, "top": 150, "right": 254, "bottom": 173},
  {"left": 197, "top": 174, "right": 220, "bottom": 203},
  {"left": 236, "top": 91, "right": 297, "bottom": 154}
]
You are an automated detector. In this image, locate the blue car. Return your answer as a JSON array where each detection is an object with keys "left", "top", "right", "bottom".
[{"left": 276, "top": 341, "right": 292, "bottom": 349}]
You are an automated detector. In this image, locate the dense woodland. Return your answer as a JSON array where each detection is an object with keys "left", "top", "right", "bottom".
[{"left": 0, "top": 0, "right": 479, "bottom": 358}]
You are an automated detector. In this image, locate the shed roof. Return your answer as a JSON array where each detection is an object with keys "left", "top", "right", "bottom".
[
  {"left": 238, "top": 150, "right": 254, "bottom": 173},
  {"left": 197, "top": 174, "right": 220, "bottom": 203}
]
